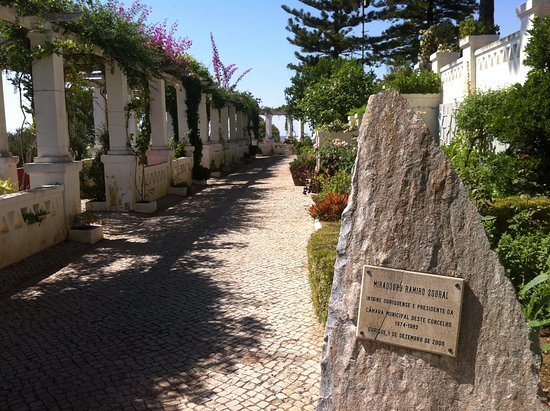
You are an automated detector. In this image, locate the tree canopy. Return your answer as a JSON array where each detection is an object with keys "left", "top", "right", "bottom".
[
  {"left": 282, "top": 0, "right": 368, "bottom": 68},
  {"left": 287, "top": 57, "right": 377, "bottom": 129},
  {"left": 368, "top": 0, "right": 477, "bottom": 69}
]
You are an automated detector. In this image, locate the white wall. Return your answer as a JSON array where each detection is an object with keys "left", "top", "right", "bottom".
[{"left": 432, "top": 0, "right": 550, "bottom": 144}]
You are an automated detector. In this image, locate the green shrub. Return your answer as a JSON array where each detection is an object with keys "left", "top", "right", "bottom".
[
  {"left": 316, "top": 170, "right": 352, "bottom": 202},
  {"left": 443, "top": 135, "right": 541, "bottom": 205},
  {"left": 459, "top": 17, "right": 500, "bottom": 38},
  {"left": 519, "top": 274, "right": 550, "bottom": 329},
  {"left": 478, "top": 196, "right": 550, "bottom": 327},
  {"left": 496, "top": 232, "right": 550, "bottom": 286},
  {"left": 293, "top": 138, "right": 314, "bottom": 156},
  {"left": 193, "top": 164, "right": 211, "bottom": 180},
  {"left": 80, "top": 154, "right": 106, "bottom": 201},
  {"left": 451, "top": 18, "right": 550, "bottom": 191},
  {"left": 307, "top": 222, "right": 341, "bottom": 324},
  {"left": 318, "top": 138, "right": 357, "bottom": 175},
  {"left": 308, "top": 193, "right": 348, "bottom": 221},
  {"left": 481, "top": 197, "right": 550, "bottom": 242},
  {"left": 382, "top": 70, "right": 441, "bottom": 94}
]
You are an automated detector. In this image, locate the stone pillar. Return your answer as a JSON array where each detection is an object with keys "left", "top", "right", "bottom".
[
  {"left": 92, "top": 86, "right": 106, "bottom": 150},
  {"left": 148, "top": 77, "right": 171, "bottom": 165},
  {"left": 198, "top": 93, "right": 209, "bottom": 144},
  {"left": 298, "top": 120, "right": 305, "bottom": 141},
  {"left": 265, "top": 114, "right": 273, "bottom": 141},
  {"left": 236, "top": 110, "right": 243, "bottom": 140},
  {"left": 102, "top": 61, "right": 136, "bottom": 211},
  {"left": 242, "top": 112, "right": 249, "bottom": 142},
  {"left": 25, "top": 30, "right": 82, "bottom": 219},
  {"left": 0, "top": 76, "right": 19, "bottom": 186},
  {"left": 176, "top": 83, "right": 189, "bottom": 140},
  {"left": 228, "top": 104, "right": 236, "bottom": 141},
  {"left": 105, "top": 62, "right": 131, "bottom": 154},
  {"left": 220, "top": 106, "right": 229, "bottom": 142},
  {"left": 286, "top": 115, "right": 294, "bottom": 138},
  {"left": 430, "top": 51, "right": 461, "bottom": 74},
  {"left": 459, "top": 34, "right": 499, "bottom": 93},
  {"left": 210, "top": 107, "right": 220, "bottom": 143}
]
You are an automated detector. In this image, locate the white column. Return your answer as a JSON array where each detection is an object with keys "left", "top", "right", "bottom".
[
  {"left": 25, "top": 30, "right": 82, "bottom": 220},
  {"left": 286, "top": 115, "right": 294, "bottom": 138},
  {"left": 148, "top": 77, "right": 171, "bottom": 165},
  {"left": 0, "top": 77, "right": 19, "bottom": 185},
  {"left": 210, "top": 107, "right": 220, "bottom": 143},
  {"left": 242, "top": 112, "right": 249, "bottom": 141},
  {"left": 236, "top": 110, "right": 243, "bottom": 140},
  {"left": 220, "top": 106, "right": 229, "bottom": 142},
  {"left": 176, "top": 83, "right": 189, "bottom": 139},
  {"left": 101, "top": 61, "right": 136, "bottom": 211},
  {"left": 198, "top": 93, "right": 209, "bottom": 144},
  {"left": 459, "top": 35, "right": 498, "bottom": 93},
  {"left": 265, "top": 114, "right": 273, "bottom": 141},
  {"left": 298, "top": 120, "right": 305, "bottom": 141},
  {"left": 28, "top": 31, "right": 71, "bottom": 162},
  {"left": 228, "top": 104, "right": 236, "bottom": 141},
  {"left": 92, "top": 86, "right": 106, "bottom": 150},
  {"left": 105, "top": 62, "right": 131, "bottom": 154}
]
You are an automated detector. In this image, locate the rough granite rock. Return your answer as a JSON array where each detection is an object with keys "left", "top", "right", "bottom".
[{"left": 317, "top": 90, "right": 545, "bottom": 410}]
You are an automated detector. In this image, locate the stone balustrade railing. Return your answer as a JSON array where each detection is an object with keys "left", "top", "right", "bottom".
[
  {"left": 440, "top": 57, "right": 465, "bottom": 105},
  {"left": 475, "top": 31, "right": 523, "bottom": 91},
  {"left": 171, "top": 156, "right": 193, "bottom": 187},
  {"left": 432, "top": 0, "right": 550, "bottom": 144},
  {"left": 136, "top": 162, "right": 170, "bottom": 202},
  {"left": 0, "top": 185, "right": 66, "bottom": 269}
]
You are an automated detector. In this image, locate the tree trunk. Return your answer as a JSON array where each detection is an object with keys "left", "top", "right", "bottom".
[{"left": 479, "top": 0, "right": 495, "bottom": 27}]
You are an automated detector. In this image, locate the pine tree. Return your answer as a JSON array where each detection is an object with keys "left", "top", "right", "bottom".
[
  {"left": 368, "top": 0, "right": 477, "bottom": 69},
  {"left": 282, "top": 0, "right": 369, "bottom": 67},
  {"left": 479, "top": 0, "right": 495, "bottom": 29}
]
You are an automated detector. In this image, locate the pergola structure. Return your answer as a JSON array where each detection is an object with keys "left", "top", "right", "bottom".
[
  {"left": 260, "top": 108, "right": 305, "bottom": 141},
  {"left": 0, "top": 5, "right": 255, "bottom": 269}
]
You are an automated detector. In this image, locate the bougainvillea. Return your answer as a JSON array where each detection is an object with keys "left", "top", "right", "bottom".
[{"left": 210, "top": 32, "right": 251, "bottom": 90}]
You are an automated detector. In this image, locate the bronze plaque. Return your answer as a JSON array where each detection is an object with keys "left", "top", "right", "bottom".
[{"left": 357, "top": 265, "right": 464, "bottom": 357}]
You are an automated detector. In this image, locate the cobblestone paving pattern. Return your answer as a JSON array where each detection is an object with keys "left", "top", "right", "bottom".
[{"left": 0, "top": 156, "right": 324, "bottom": 410}]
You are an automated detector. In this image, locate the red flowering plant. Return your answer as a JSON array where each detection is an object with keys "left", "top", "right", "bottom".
[{"left": 308, "top": 193, "right": 349, "bottom": 221}]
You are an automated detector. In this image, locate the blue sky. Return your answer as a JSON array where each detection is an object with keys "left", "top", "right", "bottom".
[{"left": 3, "top": 0, "right": 521, "bottom": 133}]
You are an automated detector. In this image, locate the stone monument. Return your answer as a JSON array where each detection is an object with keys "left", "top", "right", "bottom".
[{"left": 318, "top": 90, "right": 545, "bottom": 410}]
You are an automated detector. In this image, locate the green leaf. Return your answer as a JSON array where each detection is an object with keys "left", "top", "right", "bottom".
[
  {"left": 528, "top": 318, "right": 550, "bottom": 328},
  {"left": 520, "top": 273, "right": 550, "bottom": 297}
]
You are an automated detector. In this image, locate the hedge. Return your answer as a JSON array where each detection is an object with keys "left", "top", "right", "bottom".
[{"left": 307, "top": 222, "right": 341, "bottom": 325}]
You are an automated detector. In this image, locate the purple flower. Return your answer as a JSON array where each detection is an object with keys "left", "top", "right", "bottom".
[{"left": 210, "top": 33, "right": 251, "bottom": 89}]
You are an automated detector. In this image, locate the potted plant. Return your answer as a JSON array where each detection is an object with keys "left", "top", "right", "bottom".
[{"left": 68, "top": 213, "right": 105, "bottom": 244}]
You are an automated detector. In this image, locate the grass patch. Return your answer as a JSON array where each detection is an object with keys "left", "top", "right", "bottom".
[{"left": 307, "top": 221, "right": 341, "bottom": 325}]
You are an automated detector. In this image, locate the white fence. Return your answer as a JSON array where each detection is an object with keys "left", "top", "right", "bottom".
[
  {"left": 171, "top": 156, "right": 193, "bottom": 187},
  {"left": 136, "top": 162, "right": 170, "bottom": 202},
  {"left": 432, "top": 0, "right": 550, "bottom": 143},
  {"left": 0, "top": 185, "right": 66, "bottom": 269}
]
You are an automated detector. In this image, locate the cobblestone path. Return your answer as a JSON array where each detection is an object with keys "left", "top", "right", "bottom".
[{"left": 0, "top": 156, "right": 324, "bottom": 410}]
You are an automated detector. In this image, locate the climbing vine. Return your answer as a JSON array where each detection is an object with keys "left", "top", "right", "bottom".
[{"left": 182, "top": 76, "right": 209, "bottom": 179}]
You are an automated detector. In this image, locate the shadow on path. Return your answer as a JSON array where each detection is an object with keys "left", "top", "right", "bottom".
[{"left": 0, "top": 156, "right": 288, "bottom": 409}]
